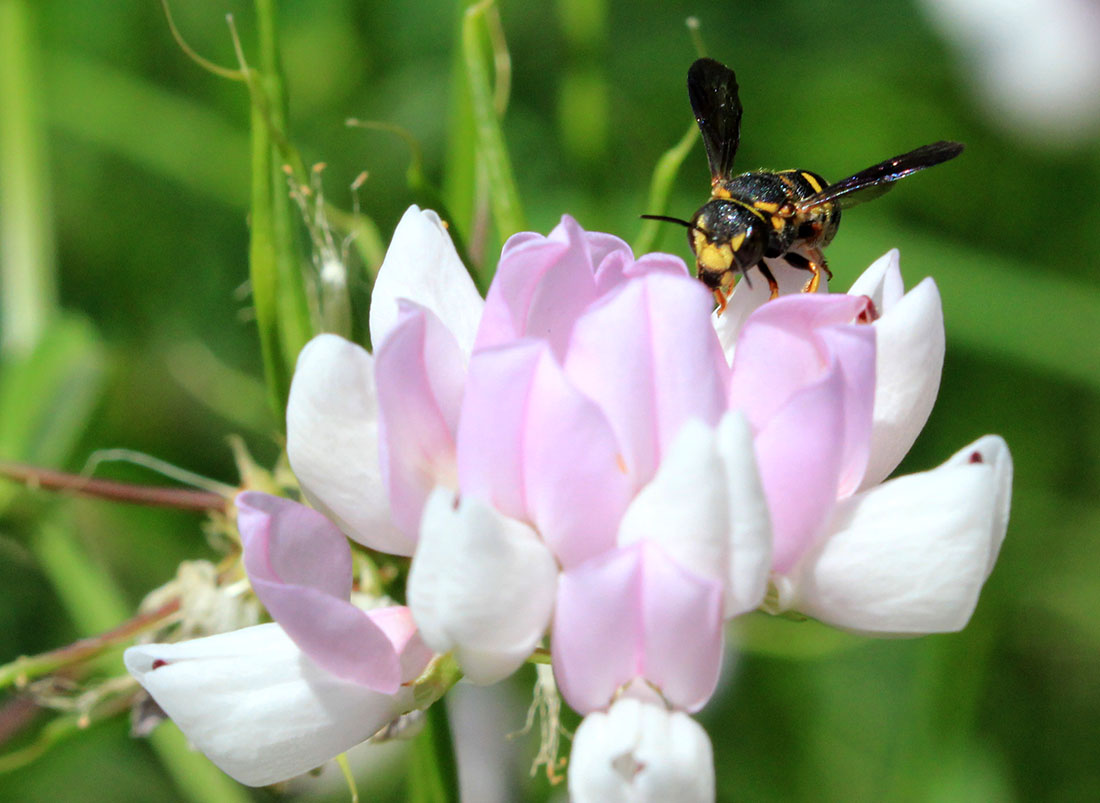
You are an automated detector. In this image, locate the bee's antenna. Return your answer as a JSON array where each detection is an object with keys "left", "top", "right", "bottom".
[{"left": 640, "top": 214, "right": 694, "bottom": 228}]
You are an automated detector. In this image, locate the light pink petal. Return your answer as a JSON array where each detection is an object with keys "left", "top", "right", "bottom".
[
  {"left": 408, "top": 488, "right": 558, "bottom": 684},
  {"left": 237, "top": 493, "right": 401, "bottom": 693},
  {"left": 286, "top": 334, "right": 410, "bottom": 555},
  {"left": 125, "top": 622, "right": 426, "bottom": 786},
  {"left": 729, "top": 292, "right": 871, "bottom": 426},
  {"left": 754, "top": 363, "right": 847, "bottom": 573},
  {"left": 818, "top": 324, "right": 877, "bottom": 496},
  {"left": 523, "top": 348, "right": 633, "bottom": 565},
  {"left": 569, "top": 699, "right": 715, "bottom": 803},
  {"left": 564, "top": 272, "right": 729, "bottom": 488},
  {"left": 456, "top": 339, "right": 630, "bottom": 565},
  {"left": 374, "top": 302, "right": 465, "bottom": 540},
  {"left": 475, "top": 216, "right": 599, "bottom": 359},
  {"left": 715, "top": 251, "right": 827, "bottom": 361},
  {"left": 730, "top": 293, "right": 876, "bottom": 497},
  {"left": 860, "top": 276, "right": 945, "bottom": 488},
  {"left": 454, "top": 343, "right": 534, "bottom": 521},
  {"left": 368, "top": 206, "right": 484, "bottom": 356},
  {"left": 790, "top": 435, "right": 1013, "bottom": 634},
  {"left": 237, "top": 492, "right": 352, "bottom": 598},
  {"left": 553, "top": 542, "right": 724, "bottom": 714}
]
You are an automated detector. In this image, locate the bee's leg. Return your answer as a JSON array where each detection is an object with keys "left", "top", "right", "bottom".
[
  {"left": 783, "top": 249, "right": 831, "bottom": 293},
  {"left": 756, "top": 260, "right": 780, "bottom": 299},
  {"left": 713, "top": 288, "right": 728, "bottom": 315}
]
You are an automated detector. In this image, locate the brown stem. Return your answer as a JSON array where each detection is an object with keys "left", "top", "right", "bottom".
[
  {"left": 0, "top": 598, "right": 182, "bottom": 689},
  {"left": 0, "top": 461, "right": 228, "bottom": 511}
]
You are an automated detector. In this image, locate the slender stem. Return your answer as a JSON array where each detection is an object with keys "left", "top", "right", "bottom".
[
  {"left": 633, "top": 121, "right": 698, "bottom": 256},
  {"left": 0, "top": 461, "right": 227, "bottom": 511},
  {"left": 0, "top": 598, "right": 182, "bottom": 690},
  {"left": 407, "top": 701, "right": 460, "bottom": 803},
  {"left": 463, "top": 0, "right": 526, "bottom": 238},
  {"left": 0, "top": 0, "right": 57, "bottom": 356}
]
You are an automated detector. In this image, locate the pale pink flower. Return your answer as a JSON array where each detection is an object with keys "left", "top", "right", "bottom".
[
  {"left": 125, "top": 493, "right": 431, "bottom": 786},
  {"left": 127, "top": 206, "right": 1012, "bottom": 792}
]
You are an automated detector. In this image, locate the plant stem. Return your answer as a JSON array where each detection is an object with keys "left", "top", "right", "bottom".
[
  {"left": 407, "top": 701, "right": 460, "bottom": 803},
  {"left": 0, "top": 461, "right": 227, "bottom": 511}
]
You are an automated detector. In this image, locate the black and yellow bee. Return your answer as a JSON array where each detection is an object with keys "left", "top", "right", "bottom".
[{"left": 644, "top": 58, "right": 964, "bottom": 312}]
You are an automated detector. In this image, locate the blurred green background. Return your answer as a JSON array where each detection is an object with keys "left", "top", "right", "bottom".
[{"left": 1, "top": 0, "right": 1098, "bottom": 801}]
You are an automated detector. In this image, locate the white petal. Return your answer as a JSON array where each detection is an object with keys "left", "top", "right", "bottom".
[
  {"left": 715, "top": 411, "right": 773, "bottom": 616},
  {"left": 846, "top": 249, "right": 905, "bottom": 308},
  {"left": 791, "top": 436, "right": 1013, "bottom": 634},
  {"left": 941, "top": 435, "right": 1013, "bottom": 577},
  {"left": 368, "top": 206, "right": 484, "bottom": 356},
  {"left": 408, "top": 488, "right": 558, "bottom": 684},
  {"left": 617, "top": 419, "right": 729, "bottom": 587},
  {"left": 286, "top": 334, "right": 411, "bottom": 555},
  {"left": 569, "top": 698, "right": 715, "bottom": 803},
  {"left": 124, "top": 624, "right": 415, "bottom": 787},
  {"left": 860, "top": 276, "right": 946, "bottom": 489}
]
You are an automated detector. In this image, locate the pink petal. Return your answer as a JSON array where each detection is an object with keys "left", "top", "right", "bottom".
[
  {"left": 715, "top": 251, "right": 828, "bottom": 360},
  {"left": 475, "top": 216, "right": 600, "bottom": 360},
  {"left": 286, "top": 334, "right": 410, "bottom": 555},
  {"left": 374, "top": 302, "right": 466, "bottom": 540},
  {"left": 564, "top": 272, "right": 729, "bottom": 488},
  {"left": 754, "top": 363, "right": 847, "bottom": 573},
  {"left": 553, "top": 542, "right": 724, "bottom": 714},
  {"left": 730, "top": 293, "right": 876, "bottom": 497},
  {"left": 368, "top": 206, "right": 484, "bottom": 356},
  {"left": 456, "top": 340, "right": 631, "bottom": 565},
  {"left": 237, "top": 493, "right": 402, "bottom": 693}
]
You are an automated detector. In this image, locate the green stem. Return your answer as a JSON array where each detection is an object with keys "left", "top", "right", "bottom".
[
  {"left": 27, "top": 512, "right": 249, "bottom": 803},
  {"left": 407, "top": 702, "right": 460, "bottom": 803},
  {"left": 462, "top": 0, "right": 525, "bottom": 239},
  {"left": 632, "top": 121, "right": 698, "bottom": 256},
  {"left": 246, "top": 0, "right": 313, "bottom": 423},
  {"left": 0, "top": 0, "right": 57, "bottom": 356}
]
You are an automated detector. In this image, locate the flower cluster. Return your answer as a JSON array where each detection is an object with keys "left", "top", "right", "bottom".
[{"left": 126, "top": 207, "right": 1011, "bottom": 798}]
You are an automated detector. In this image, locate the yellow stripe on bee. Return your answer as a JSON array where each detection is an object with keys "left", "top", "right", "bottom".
[
  {"left": 770, "top": 215, "right": 785, "bottom": 232},
  {"left": 800, "top": 172, "right": 824, "bottom": 193},
  {"left": 753, "top": 200, "right": 781, "bottom": 214},
  {"left": 728, "top": 232, "right": 745, "bottom": 252}
]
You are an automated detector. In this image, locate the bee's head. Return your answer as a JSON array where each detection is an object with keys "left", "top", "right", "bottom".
[{"left": 688, "top": 200, "right": 766, "bottom": 291}]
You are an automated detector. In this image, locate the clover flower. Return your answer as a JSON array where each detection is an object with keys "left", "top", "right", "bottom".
[{"left": 126, "top": 206, "right": 1012, "bottom": 799}]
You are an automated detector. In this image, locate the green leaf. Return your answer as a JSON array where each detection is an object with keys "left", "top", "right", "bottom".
[{"left": 0, "top": 314, "right": 106, "bottom": 472}]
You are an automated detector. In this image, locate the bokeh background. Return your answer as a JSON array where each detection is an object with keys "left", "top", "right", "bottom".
[{"left": 1, "top": 0, "right": 1098, "bottom": 801}]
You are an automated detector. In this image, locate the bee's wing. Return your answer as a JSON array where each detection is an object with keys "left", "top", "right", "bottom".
[
  {"left": 688, "top": 58, "right": 743, "bottom": 183},
  {"left": 795, "top": 141, "right": 964, "bottom": 212}
]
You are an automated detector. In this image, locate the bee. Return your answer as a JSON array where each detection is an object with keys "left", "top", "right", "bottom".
[{"left": 644, "top": 58, "right": 964, "bottom": 312}]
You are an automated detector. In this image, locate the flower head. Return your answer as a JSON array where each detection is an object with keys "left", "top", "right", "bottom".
[{"left": 126, "top": 205, "right": 1012, "bottom": 793}]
